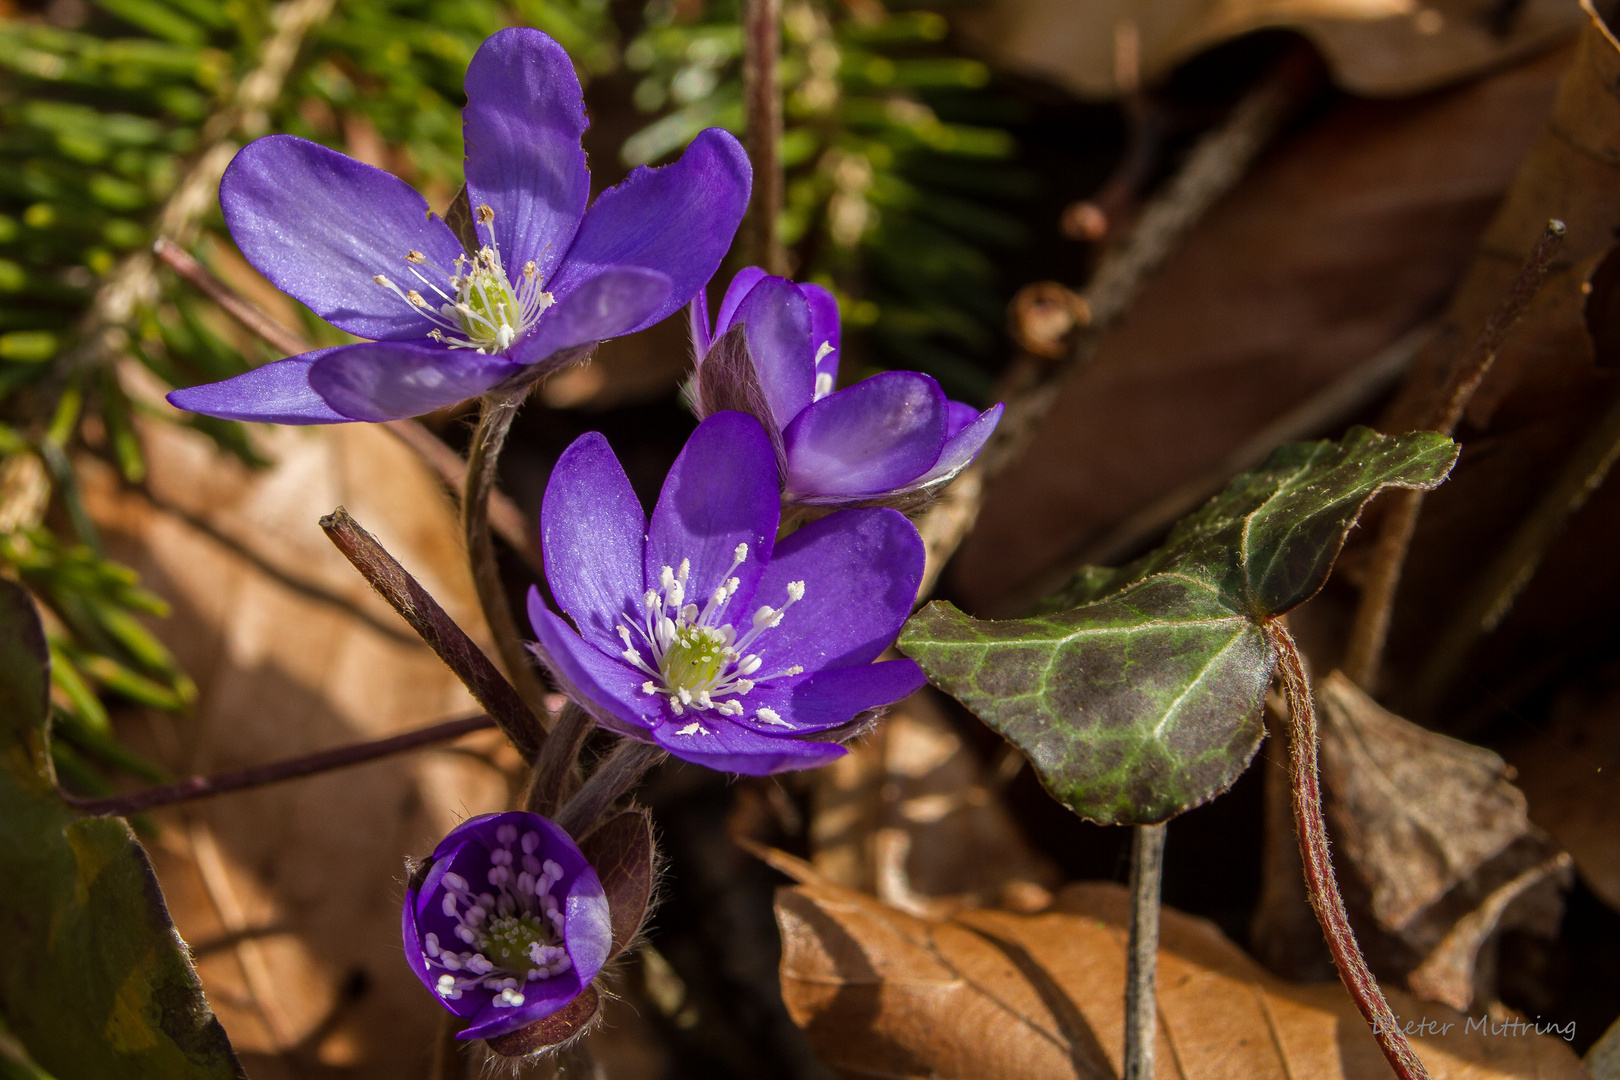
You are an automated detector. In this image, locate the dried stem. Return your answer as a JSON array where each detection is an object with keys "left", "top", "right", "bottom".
[
  {"left": 64, "top": 713, "right": 494, "bottom": 817},
  {"left": 554, "top": 738, "right": 666, "bottom": 840},
  {"left": 321, "top": 506, "right": 544, "bottom": 761},
  {"left": 1342, "top": 220, "right": 1566, "bottom": 689},
  {"left": 1123, "top": 822, "right": 1166, "bottom": 1080},
  {"left": 524, "top": 700, "right": 595, "bottom": 817},
  {"left": 914, "top": 49, "right": 1318, "bottom": 597},
  {"left": 432, "top": 1012, "right": 465, "bottom": 1080},
  {"left": 1268, "top": 621, "right": 1432, "bottom": 1080},
  {"left": 150, "top": 237, "right": 539, "bottom": 573},
  {"left": 463, "top": 390, "right": 553, "bottom": 723},
  {"left": 742, "top": 0, "right": 786, "bottom": 275}
]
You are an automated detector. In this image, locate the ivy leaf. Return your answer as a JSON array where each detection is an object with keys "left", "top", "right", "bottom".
[
  {"left": 0, "top": 580, "right": 242, "bottom": 1080},
  {"left": 899, "top": 427, "right": 1458, "bottom": 825}
]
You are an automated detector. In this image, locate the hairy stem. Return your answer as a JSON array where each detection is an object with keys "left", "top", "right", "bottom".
[
  {"left": 524, "top": 701, "right": 595, "bottom": 817},
  {"left": 1124, "top": 822, "right": 1166, "bottom": 1080},
  {"left": 431, "top": 1012, "right": 465, "bottom": 1080},
  {"left": 1268, "top": 621, "right": 1432, "bottom": 1080},
  {"left": 742, "top": 0, "right": 785, "bottom": 275},
  {"left": 321, "top": 506, "right": 544, "bottom": 761},
  {"left": 64, "top": 714, "right": 494, "bottom": 817},
  {"left": 464, "top": 391, "right": 553, "bottom": 723},
  {"left": 1341, "top": 220, "right": 1566, "bottom": 689},
  {"left": 554, "top": 738, "right": 665, "bottom": 840}
]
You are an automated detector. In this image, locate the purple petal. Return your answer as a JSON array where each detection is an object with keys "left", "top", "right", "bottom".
[
  {"left": 747, "top": 507, "right": 924, "bottom": 670},
  {"left": 166, "top": 349, "right": 352, "bottom": 424},
  {"left": 898, "top": 402, "right": 1004, "bottom": 492},
  {"left": 509, "top": 267, "right": 671, "bottom": 369},
  {"left": 548, "top": 128, "right": 751, "bottom": 334},
  {"left": 307, "top": 340, "right": 516, "bottom": 422},
  {"left": 782, "top": 371, "right": 948, "bottom": 499},
  {"left": 732, "top": 276, "right": 814, "bottom": 430},
  {"left": 645, "top": 412, "right": 779, "bottom": 615},
  {"left": 689, "top": 289, "right": 711, "bottom": 356},
  {"left": 220, "top": 135, "right": 465, "bottom": 341},
  {"left": 462, "top": 28, "right": 589, "bottom": 283},
  {"left": 541, "top": 432, "right": 648, "bottom": 654},
  {"left": 713, "top": 266, "right": 768, "bottom": 336},
  {"left": 738, "top": 659, "right": 926, "bottom": 735},
  {"left": 649, "top": 717, "right": 845, "bottom": 775},
  {"left": 801, "top": 283, "right": 840, "bottom": 386},
  {"left": 944, "top": 400, "right": 980, "bottom": 438},
  {"left": 527, "top": 589, "right": 658, "bottom": 738}
]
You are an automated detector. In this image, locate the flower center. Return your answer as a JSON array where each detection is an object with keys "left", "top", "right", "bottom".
[
  {"left": 615, "top": 545, "right": 806, "bottom": 735},
  {"left": 373, "top": 204, "right": 553, "bottom": 354},
  {"left": 423, "top": 823, "right": 573, "bottom": 1009}
]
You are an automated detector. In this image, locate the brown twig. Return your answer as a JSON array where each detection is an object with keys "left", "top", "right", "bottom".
[
  {"left": 554, "top": 738, "right": 666, "bottom": 840},
  {"left": 914, "top": 49, "right": 1318, "bottom": 597},
  {"left": 1341, "top": 220, "right": 1566, "bottom": 689},
  {"left": 1123, "top": 822, "right": 1166, "bottom": 1080},
  {"left": 151, "top": 238, "right": 540, "bottom": 574},
  {"left": 63, "top": 713, "right": 494, "bottom": 817},
  {"left": 742, "top": 0, "right": 786, "bottom": 275},
  {"left": 1268, "top": 621, "right": 1432, "bottom": 1080},
  {"left": 320, "top": 506, "right": 544, "bottom": 761}
]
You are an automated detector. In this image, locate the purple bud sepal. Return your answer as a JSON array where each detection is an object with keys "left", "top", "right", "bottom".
[{"left": 402, "top": 808, "right": 656, "bottom": 1056}]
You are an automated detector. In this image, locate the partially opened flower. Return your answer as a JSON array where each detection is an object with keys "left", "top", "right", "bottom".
[
  {"left": 403, "top": 811, "right": 611, "bottom": 1044},
  {"left": 527, "top": 410, "right": 927, "bottom": 774},
  {"left": 687, "top": 268, "right": 1003, "bottom": 506},
  {"left": 169, "top": 28, "right": 749, "bottom": 425}
]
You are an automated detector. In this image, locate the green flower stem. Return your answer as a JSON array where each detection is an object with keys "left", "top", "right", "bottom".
[
  {"left": 524, "top": 700, "right": 595, "bottom": 817},
  {"left": 554, "top": 738, "right": 666, "bottom": 840},
  {"left": 1123, "top": 822, "right": 1166, "bottom": 1080}
]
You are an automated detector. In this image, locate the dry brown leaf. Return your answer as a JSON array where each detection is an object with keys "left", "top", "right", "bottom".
[
  {"left": 952, "top": 46, "right": 1567, "bottom": 614},
  {"left": 954, "top": 0, "right": 1578, "bottom": 99},
  {"left": 777, "top": 874, "right": 1592, "bottom": 1080},
  {"left": 1316, "top": 672, "right": 1572, "bottom": 1010},
  {"left": 79, "top": 366, "right": 516, "bottom": 1079},
  {"left": 809, "top": 690, "right": 1059, "bottom": 915}
]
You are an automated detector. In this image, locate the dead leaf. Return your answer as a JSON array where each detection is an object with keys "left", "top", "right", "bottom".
[
  {"left": 1317, "top": 672, "right": 1573, "bottom": 1010},
  {"left": 78, "top": 363, "right": 516, "bottom": 1078},
  {"left": 953, "top": 46, "right": 1568, "bottom": 614},
  {"left": 809, "top": 690, "right": 1059, "bottom": 915},
  {"left": 777, "top": 874, "right": 1591, "bottom": 1079}
]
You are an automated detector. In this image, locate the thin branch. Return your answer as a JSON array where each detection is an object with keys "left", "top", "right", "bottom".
[
  {"left": 151, "top": 238, "right": 539, "bottom": 574},
  {"left": 1341, "top": 220, "right": 1566, "bottom": 689},
  {"left": 743, "top": 0, "right": 786, "bottom": 275},
  {"left": 320, "top": 506, "right": 544, "bottom": 761},
  {"left": 914, "top": 49, "right": 1319, "bottom": 598},
  {"left": 463, "top": 391, "right": 554, "bottom": 724},
  {"left": 64, "top": 713, "right": 494, "bottom": 817},
  {"left": 554, "top": 738, "right": 666, "bottom": 840},
  {"left": 1268, "top": 621, "right": 1432, "bottom": 1080},
  {"left": 524, "top": 700, "right": 594, "bottom": 817},
  {"left": 1124, "top": 822, "right": 1166, "bottom": 1080}
]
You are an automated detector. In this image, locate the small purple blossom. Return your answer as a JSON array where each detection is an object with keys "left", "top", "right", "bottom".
[
  {"left": 403, "top": 811, "right": 611, "bottom": 1043},
  {"left": 527, "top": 410, "right": 927, "bottom": 775},
  {"left": 168, "top": 28, "right": 750, "bottom": 425},
  {"left": 687, "top": 268, "right": 1003, "bottom": 506}
]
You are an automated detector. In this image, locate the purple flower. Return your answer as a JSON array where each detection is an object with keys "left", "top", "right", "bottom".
[
  {"left": 403, "top": 811, "right": 611, "bottom": 1043},
  {"left": 167, "top": 28, "right": 750, "bottom": 425},
  {"left": 687, "top": 268, "right": 1003, "bottom": 506},
  {"left": 527, "top": 410, "right": 927, "bottom": 774}
]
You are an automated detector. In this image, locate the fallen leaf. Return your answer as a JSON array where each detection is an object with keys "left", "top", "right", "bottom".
[{"left": 777, "top": 873, "right": 1591, "bottom": 1079}]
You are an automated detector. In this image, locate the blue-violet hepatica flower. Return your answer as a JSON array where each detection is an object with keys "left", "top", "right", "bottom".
[
  {"left": 688, "top": 268, "right": 1003, "bottom": 506},
  {"left": 168, "top": 28, "right": 750, "bottom": 425},
  {"left": 528, "top": 410, "right": 928, "bottom": 775},
  {"left": 403, "top": 811, "right": 610, "bottom": 1042}
]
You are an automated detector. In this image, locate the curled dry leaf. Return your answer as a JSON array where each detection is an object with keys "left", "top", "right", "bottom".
[
  {"left": 1316, "top": 672, "right": 1572, "bottom": 1011},
  {"left": 77, "top": 364, "right": 514, "bottom": 1078},
  {"left": 809, "top": 690, "right": 1059, "bottom": 916},
  {"left": 776, "top": 874, "right": 1591, "bottom": 1080}
]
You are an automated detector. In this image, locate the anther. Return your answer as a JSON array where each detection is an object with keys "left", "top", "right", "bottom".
[
  {"left": 407, "top": 250, "right": 426, "bottom": 263},
  {"left": 476, "top": 204, "right": 496, "bottom": 224}
]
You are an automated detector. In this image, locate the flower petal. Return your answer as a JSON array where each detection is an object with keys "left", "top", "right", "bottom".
[
  {"left": 508, "top": 266, "right": 671, "bottom": 369},
  {"left": 782, "top": 371, "right": 948, "bottom": 499},
  {"left": 650, "top": 717, "right": 845, "bottom": 775},
  {"left": 801, "top": 282, "right": 840, "bottom": 387},
  {"left": 945, "top": 399, "right": 980, "bottom": 438},
  {"left": 307, "top": 340, "right": 516, "bottom": 422},
  {"left": 748, "top": 507, "right": 923, "bottom": 670},
  {"left": 527, "top": 589, "right": 658, "bottom": 738},
  {"left": 897, "top": 402, "right": 1004, "bottom": 493},
  {"left": 541, "top": 432, "right": 648, "bottom": 654},
  {"left": 645, "top": 412, "right": 779, "bottom": 614},
  {"left": 732, "top": 275, "right": 814, "bottom": 430},
  {"left": 562, "top": 867, "right": 612, "bottom": 988},
  {"left": 737, "top": 659, "right": 926, "bottom": 735},
  {"left": 713, "top": 266, "right": 768, "bottom": 336},
  {"left": 548, "top": 128, "right": 750, "bottom": 334},
  {"left": 220, "top": 135, "right": 466, "bottom": 341},
  {"left": 166, "top": 349, "right": 353, "bottom": 424},
  {"left": 462, "top": 28, "right": 590, "bottom": 283}
]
